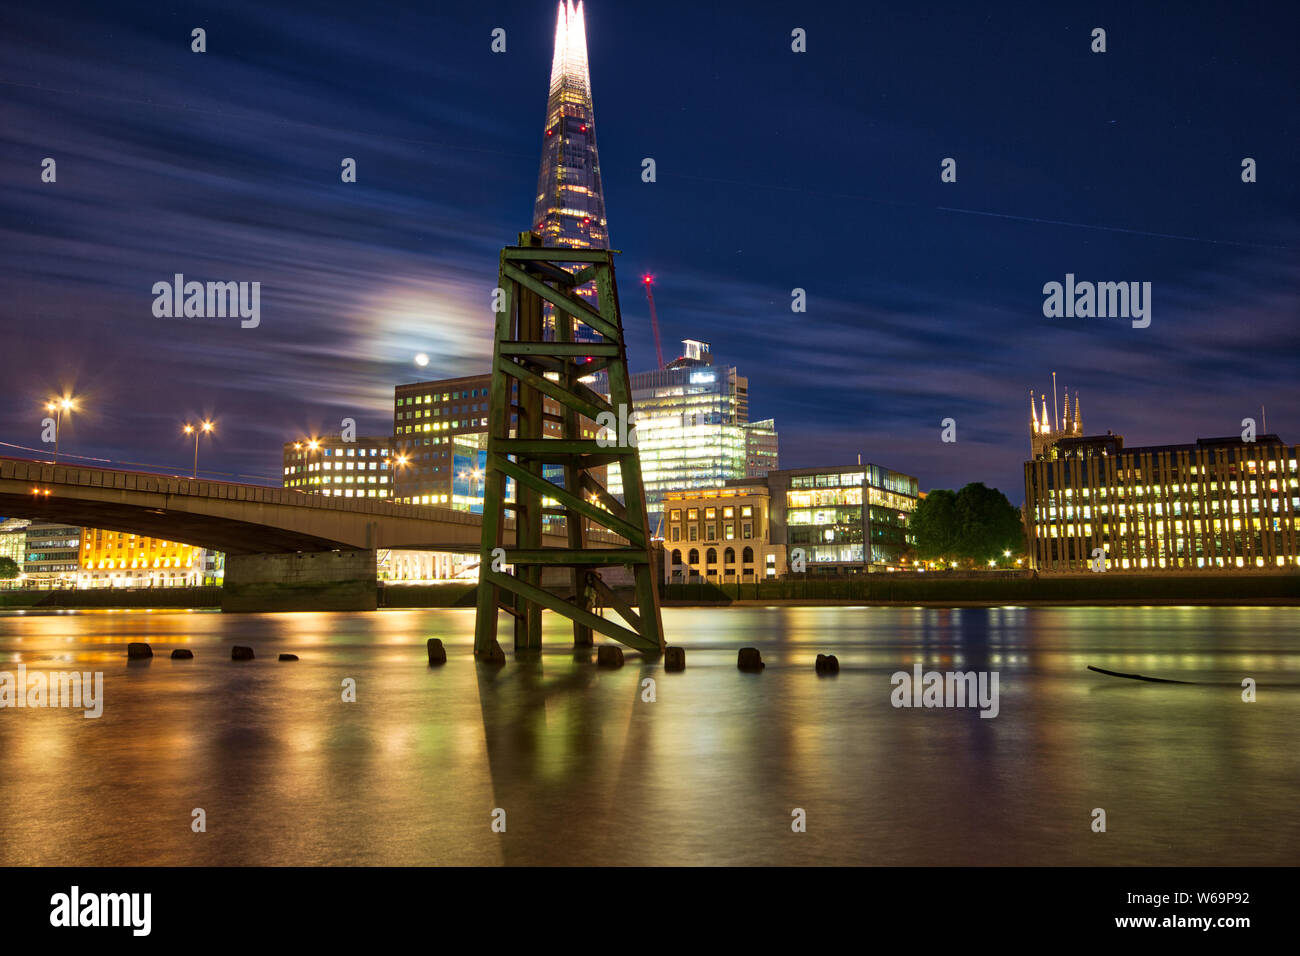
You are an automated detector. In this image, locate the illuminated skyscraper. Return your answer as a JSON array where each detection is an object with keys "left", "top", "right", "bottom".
[
  {"left": 532, "top": 0, "right": 608, "bottom": 251},
  {"left": 609, "top": 340, "right": 779, "bottom": 531}
]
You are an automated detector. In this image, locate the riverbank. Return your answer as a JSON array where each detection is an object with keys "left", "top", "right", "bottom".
[
  {"left": 0, "top": 586, "right": 221, "bottom": 609},
  {"left": 661, "top": 573, "right": 1300, "bottom": 606},
  {"left": 2, "top": 573, "right": 1296, "bottom": 610}
]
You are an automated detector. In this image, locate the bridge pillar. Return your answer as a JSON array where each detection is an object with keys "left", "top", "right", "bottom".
[{"left": 222, "top": 549, "right": 378, "bottom": 613}]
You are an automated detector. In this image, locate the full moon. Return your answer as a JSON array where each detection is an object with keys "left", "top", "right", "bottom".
[{"left": 414, "top": 353, "right": 429, "bottom": 367}]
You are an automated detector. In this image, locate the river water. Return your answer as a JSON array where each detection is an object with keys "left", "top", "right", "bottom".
[{"left": 0, "top": 605, "right": 1296, "bottom": 866}]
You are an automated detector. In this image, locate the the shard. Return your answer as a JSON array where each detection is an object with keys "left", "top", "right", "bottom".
[{"left": 532, "top": 1, "right": 609, "bottom": 250}]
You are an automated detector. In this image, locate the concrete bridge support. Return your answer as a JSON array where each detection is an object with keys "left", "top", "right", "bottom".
[{"left": 222, "top": 549, "right": 378, "bottom": 612}]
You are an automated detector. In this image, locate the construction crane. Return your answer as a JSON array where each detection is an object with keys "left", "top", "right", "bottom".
[{"left": 641, "top": 274, "right": 666, "bottom": 369}]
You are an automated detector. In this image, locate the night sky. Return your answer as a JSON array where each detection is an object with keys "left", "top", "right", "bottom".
[{"left": 2, "top": 0, "right": 1297, "bottom": 504}]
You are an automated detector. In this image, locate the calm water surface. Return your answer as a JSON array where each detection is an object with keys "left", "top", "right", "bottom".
[{"left": 0, "top": 605, "right": 1297, "bottom": 866}]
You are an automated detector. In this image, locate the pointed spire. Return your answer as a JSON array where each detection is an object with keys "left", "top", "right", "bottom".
[
  {"left": 1030, "top": 389, "right": 1039, "bottom": 430},
  {"left": 1041, "top": 395, "right": 1050, "bottom": 432},
  {"left": 1073, "top": 392, "right": 1081, "bottom": 432},
  {"left": 1062, "top": 389, "right": 1070, "bottom": 429}
]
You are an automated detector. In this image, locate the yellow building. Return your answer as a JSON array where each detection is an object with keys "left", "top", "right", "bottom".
[
  {"left": 662, "top": 485, "right": 786, "bottom": 583},
  {"left": 1025, "top": 433, "right": 1300, "bottom": 572},
  {"left": 78, "top": 529, "right": 204, "bottom": 587}
]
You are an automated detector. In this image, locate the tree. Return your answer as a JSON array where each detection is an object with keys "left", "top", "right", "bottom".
[
  {"left": 0, "top": 556, "right": 19, "bottom": 580},
  {"left": 910, "top": 488, "right": 958, "bottom": 561},
  {"left": 953, "top": 483, "right": 1024, "bottom": 565},
  {"left": 911, "top": 483, "right": 1024, "bottom": 568}
]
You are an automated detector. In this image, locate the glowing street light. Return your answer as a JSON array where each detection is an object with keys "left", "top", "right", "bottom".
[
  {"left": 44, "top": 395, "right": 77, "bottom": 463},
  {"left": 182, "top": 420, "right": 214, "bottom": 478}
]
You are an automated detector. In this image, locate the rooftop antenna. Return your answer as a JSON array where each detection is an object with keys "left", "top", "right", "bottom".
[
  {"left": 1262, "top": 405, "right": 1267, "bottom": 433},
  {"left": 1052, "top": 371, "right": 1059, "bottom": 433}
]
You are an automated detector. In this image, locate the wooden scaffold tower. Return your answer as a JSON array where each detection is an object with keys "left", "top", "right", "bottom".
[{"left": 473, "top": 232, "right": 665, "bottom": 659}]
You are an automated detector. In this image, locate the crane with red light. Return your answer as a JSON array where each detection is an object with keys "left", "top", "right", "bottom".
[{"left": 641, "top": 274, "right": 665, "bottom": 369}]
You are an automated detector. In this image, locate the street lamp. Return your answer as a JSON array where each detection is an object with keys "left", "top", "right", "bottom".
[
  {"left": 183, "top": 420, "right": 214, "bottom": 478},
  {"left": 44, "top": 395, "right": 76, "bottom": 462}
]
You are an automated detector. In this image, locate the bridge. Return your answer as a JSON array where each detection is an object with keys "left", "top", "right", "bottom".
[{"left": 0, "top": 456, "right": 630, "bottom": 611}]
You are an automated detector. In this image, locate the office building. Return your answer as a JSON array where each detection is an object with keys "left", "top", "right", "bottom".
[
  {"left": 0, "top": 518, "right": 30, "bottom": 586},
  {"left": 662, "top": 485, "right": 786, "bottom": 582},
  {"left": 1025, "top": 432, "right": 1300, "bottom": 572},
  {"left": 609, "top": 339, "right": 778, "bottom": 528},
  {"left": 764, "top": 465, "right": 919, "bottom": 573},
  {"left": 22, "top": 523, "right": 82, "bottom": 587},
  {"left": 744, "top": 419, "right": 779, "bottom": 477},
  {"left": 393, "top": 373, "right": 602, "bottom": 509},
  {"left": 282, "top": 435, "right": 393, "bottom": 499}
]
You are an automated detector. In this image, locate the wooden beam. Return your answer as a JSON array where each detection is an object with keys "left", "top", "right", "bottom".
[
  {"left": 499, "top": 341, "right": 620, "bottom": 358},
  {"left": 482, "top": 569, "right": 660, "bottom": 653},
  {"left": 506, "top": 548, "right": 649, "bottom": 565}
]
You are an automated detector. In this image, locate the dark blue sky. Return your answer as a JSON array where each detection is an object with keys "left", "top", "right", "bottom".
[{"left": 2, "top": 0, "right": 1297, "bottom": 503}]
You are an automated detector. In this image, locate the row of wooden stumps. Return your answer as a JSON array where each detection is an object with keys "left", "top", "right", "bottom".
[
  {"left": 738, "top": 647, "right": 840, "bottom": 675},
  {"left": 432, "top": 637, "right": 683, "bottom": 671},
  {"left": 126, "top": 642, "right": 297, "bottom": 661}
]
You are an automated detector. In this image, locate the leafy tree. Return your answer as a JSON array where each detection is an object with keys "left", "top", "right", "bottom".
[
  {"left": 0, "top": 556, "right": 19, "bottom": 580},
  {"left": 911, "top": 483, "right": 1024, "bottom": 568},
  {"left": 910, "top": 488, "right": 958, "bottom": 561},
  {"left": 953, "top": 483, "right": 1024, "bottom": 564}
]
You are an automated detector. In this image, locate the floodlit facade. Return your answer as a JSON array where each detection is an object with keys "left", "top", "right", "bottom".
[
  {"left": 662, "top": 485, "right": 786, "bottom": 583},
  {"left": 1025, "top": 433, "right": 1300, "bottom": 572},
  {"left": 78, "top": 530, "right": 204, "bottom": 588},
  {"left": 283, "top": 435, "right": 393, "bottom": 500}
]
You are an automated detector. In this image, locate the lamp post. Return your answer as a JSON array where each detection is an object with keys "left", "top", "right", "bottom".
[
  {"left": 183, "top": 420, "right": 214, "bottom": 478},
  {"left": 44, "top": 396, "right": 76, "bottom": 463}
]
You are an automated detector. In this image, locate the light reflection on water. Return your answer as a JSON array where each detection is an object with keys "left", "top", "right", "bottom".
[{"left": 0, "top": 605, "right": 1296, "bottom": 865}]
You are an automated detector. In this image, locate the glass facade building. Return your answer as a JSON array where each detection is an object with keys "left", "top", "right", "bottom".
[
  {"left": 608, "top": 339, "right": 777, "bottom": 530},
  {"left": 763, "top": 465, "right": 919, "bottom": 572},
  {"left": 0, "top": 518, "right": 30, "bottom": 565},
  {"left": 533, "top": 0, "right": 608, "bottom": 252},
  {"left": 744, "top": 419, "right": 779, "bottom": 477},
  {"left": 22, "top": 523, "right": 82, "bottom": 586}
]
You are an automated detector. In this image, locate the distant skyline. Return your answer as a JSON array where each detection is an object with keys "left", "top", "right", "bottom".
[{"left": 2, "top": 0, "right": 1297, "bottom": 503}]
